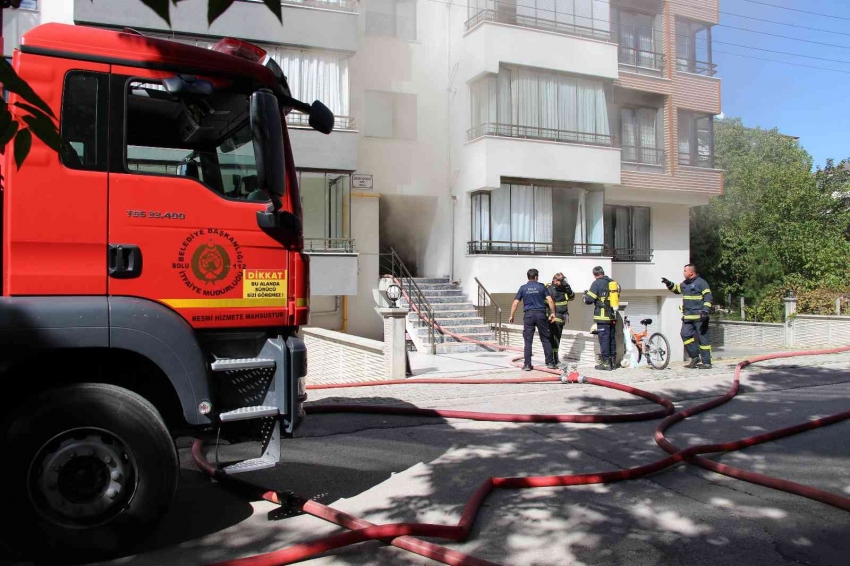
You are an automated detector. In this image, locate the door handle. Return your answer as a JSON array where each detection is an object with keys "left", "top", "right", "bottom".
[{"left": 108, "top": 244, "right": 143, "bottom": 279}]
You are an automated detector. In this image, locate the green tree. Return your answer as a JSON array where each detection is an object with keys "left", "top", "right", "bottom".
[
  {"left": 690, "top": 117, "right": 850, "bottom": 320},
  {"left": 0, "top": 0, "right": 282, "bottom": 173}
]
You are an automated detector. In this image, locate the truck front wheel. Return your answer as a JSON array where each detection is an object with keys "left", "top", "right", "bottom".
[{"left": 0, "top": 383, "right": 179, "bottom": 563}]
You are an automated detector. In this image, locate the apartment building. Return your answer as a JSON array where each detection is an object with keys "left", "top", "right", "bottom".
[
  {"left": 7, "top": 0, "right": 723, "bottom": 358},
  {"left": 354, "top": 0, "right": 723, "bottom": 359}
]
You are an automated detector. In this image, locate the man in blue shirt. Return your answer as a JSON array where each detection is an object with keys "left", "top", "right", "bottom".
[{"left": 509, "top": 268, "right": 558, "bottom": 371}]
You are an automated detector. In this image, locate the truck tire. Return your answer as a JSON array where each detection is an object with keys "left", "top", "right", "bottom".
[{"left": 0, "top": 383, "right": 179, "bottom": 563}]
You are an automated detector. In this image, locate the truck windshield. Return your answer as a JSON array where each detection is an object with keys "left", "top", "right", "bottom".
[{"left": 125, "top": 80, "right": 275, "bottom": 202}]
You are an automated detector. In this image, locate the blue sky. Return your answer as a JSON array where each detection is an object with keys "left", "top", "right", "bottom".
[{"left": 712, "top": 0, "right": 850, "bottom": 170}]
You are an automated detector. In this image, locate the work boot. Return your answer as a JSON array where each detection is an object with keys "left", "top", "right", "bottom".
[
  {"left": 686, "top": 356, "right": 700, "bottom": 369},
  {"left": 522, "top": 364, "right": 533, "bottom": 371},
  {"left": 698, "top": 363, "right": 712, "bottom": 370},
  {"left": 594, "top": 359, "right": 608, "bottom": 371},
  {"left": 546, "top": 361, "right": 558, "bottom": 369},
  {"left": 608, "top": 357, "right": 618, "bottom": 370}
]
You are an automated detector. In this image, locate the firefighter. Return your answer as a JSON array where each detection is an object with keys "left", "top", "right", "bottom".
[
  {"left": 584, "top": 266, "right": 620, "bottom": 371},
  {"left": 662, "top": 263, "right": 713, "bottom": 369},
  {"left": 545, "top": 272, "right": 575, "bottom": 368},
  {"left": 509, "top": 268, "right": 558, "bottom": 371}
]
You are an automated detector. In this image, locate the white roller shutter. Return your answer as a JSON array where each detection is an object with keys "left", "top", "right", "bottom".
[{"left": 621, "top": 296, "right": 661, "bottom": 336}]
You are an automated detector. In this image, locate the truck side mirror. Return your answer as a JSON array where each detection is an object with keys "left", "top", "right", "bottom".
[
  {"left": 250, "top": 89, "right": 286, "bottom": 212},
  {"left": 308, "top": 100, "right": 334, "bottom": 135}
]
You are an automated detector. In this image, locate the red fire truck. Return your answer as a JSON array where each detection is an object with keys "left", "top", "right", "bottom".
[{"left": 0, "top": 23, "right": 330, "bottom": 561}]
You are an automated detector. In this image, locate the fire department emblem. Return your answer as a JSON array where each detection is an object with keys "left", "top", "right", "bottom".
[{"left": 191, "top": 241, "right": 231, "bottom": 284}]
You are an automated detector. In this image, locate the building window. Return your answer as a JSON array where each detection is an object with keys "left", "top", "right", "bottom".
[
  {"left": 604, "top": 205, "right": 651, "bottom": 262},
  {"left": 469, "top": 65, "right": 611, "bottom": 146},
  {"left": 365, "top": 0, "right": 417, "bottom": 40},
  {"left": 619, "top": 106, "right": 663, "bottom": 169},
  {"left": 676, "top": 17, "right": 714, "bottom": 76},
  {"left": 614, "top": 8, "right": 663, "bottom": 73},
  {"left": 678, "top": 111, "right": 714, "bottom": 168},
  {"left": 364, "top": 90, "right": 417, "bottom": 140},
  {"left": 469, "top": 184, "right": 604, "bottom": 255},
  {"left": 18, "top": 0, "right": 37, "bottom": 10},
  {"left": 60, "top": 71, "right": 108, "bottom": 171},
  {"left": 270, "top": 47, "right": 351, "bottom": 129},
  {"left": 299, "top": 172, "right": 353, "bottom": 251},
  {"left": 465, "top": 0, "right": 611, "bottom": 41}
]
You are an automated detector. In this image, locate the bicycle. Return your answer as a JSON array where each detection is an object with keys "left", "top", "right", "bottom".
[{"left": 624, "top": 315, "right": 670, "bottom": 370}]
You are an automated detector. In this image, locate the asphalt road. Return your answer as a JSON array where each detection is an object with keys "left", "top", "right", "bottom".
[{"left": 8, "top": 352, "right": 850, "bottom": 566}]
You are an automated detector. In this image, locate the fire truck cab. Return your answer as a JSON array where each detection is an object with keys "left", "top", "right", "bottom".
[{"left": 0, "top": 23, "right": 330, "bottom": 561}]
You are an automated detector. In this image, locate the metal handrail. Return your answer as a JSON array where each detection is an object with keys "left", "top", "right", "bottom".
[
  {"left": 304, "top": 238, "right": 357, "bottom": 253},
  {"left": 244, "top": 0, "right": 359, "bottom": 13},
  {"left": 468, "top": 241, "right": 608, "bottom": 256},
  {"left": 287, "top": 113, "right": 356, "bottom": 130},
  {"left": 465, "top": 7, "right": 612, "bottom": 41},
  {"left": 676, "top": 59, "right": 718, "bottom": 77},
  {"left": 619, "top": 145, "right": 665, "bottom": 169},
  {"left": 611, "top": 248, "right": 653, "bottom": 262},
  {"left": 468, "top": 122, "right": 613, "bottom": 147},
  {"left": 379, "top": 248, "right": 436, "bottom": 354},
  {"left": 678, "top": 151, "right": 714, "bottom": 169},
  {"left": 475, "top": 277, "right": 502, "bottom": 346}
]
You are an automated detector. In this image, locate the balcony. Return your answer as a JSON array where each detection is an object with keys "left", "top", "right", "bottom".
[
  {"left": 74, "top": 0, "right": 359, "bottom": 52},
  {"left": 613, "top": 16, "right": 666, "bottom": 77},
  {"left": 620, "top": 145, "right": 665, "bottom": 173},
  {"left": 287, "top": 113, "right": 356, "bottom": 131},
  {"left": 305, "top": 238, "right": 357, "bottom": 253},
  {"left": 465, "top": 0, "right": 611, "bottom": 42},
  {"left": 462, "top": 5, "right": 618, "bottom": 83},
  {"left": 467, "top": 241, "right": 651, "bottom": 262},
  {"left": 468, "top": 123, "right": 613, "bottom": 147}
]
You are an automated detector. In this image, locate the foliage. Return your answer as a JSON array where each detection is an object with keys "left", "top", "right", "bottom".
[
  {"left": 690, "top": 117, "right": 850, "bottom": 321},
  {"left": 132, "top": 0, "right": 282, "bottom": 26}
]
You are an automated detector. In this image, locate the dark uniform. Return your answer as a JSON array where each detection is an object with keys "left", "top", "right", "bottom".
[
  {"left": 545, "top": 280, "right": 575, "bottom": 365},
  {"left": 585, "top": 276, "right": 620, "bottom": 369},
  {"left": 515, "top": 280, "right": 554, "bottom": 368},
  {"left": 665, "top": 276, "right": 713, "bottom": 366}
]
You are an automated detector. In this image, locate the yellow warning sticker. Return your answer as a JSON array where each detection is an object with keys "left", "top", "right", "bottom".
[{"left": 243, "top": 269, "right": 287, "bottom": 300}]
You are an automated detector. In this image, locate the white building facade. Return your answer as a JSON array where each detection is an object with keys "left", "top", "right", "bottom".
[
  {"left": 6, "top": 0, "right": 723, "bottom": 356},
  {"left": 352, "top": 0, "right": 723, "bottom": 358}
]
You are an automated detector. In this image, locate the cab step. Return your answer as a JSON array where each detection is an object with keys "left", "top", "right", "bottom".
[
  {"left": 219, "top": 405, "right": 279, "bottom": 422},
  {"left": 211, "top": 357, "right": 276, "bottom": 371},
  {"left": 222, "top": 456, "right": 278, "bottom": 474}
]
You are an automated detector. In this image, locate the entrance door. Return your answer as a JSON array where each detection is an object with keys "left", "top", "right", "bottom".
[{"left": 107, "top": 68, "right": 289, "bottom": 329}]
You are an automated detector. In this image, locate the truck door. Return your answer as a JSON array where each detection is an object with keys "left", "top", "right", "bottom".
[
  {"left": 107, "top": 68, "right": 290, "bottom": 328},
  {"left": 3, "top": 56, "right": 110, "bottom": 295}
]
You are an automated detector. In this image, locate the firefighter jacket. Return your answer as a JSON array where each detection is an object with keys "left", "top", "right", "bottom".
[
  {"left": 545, "top": 282, "right": 575, "bottom": 324},
  {"left": 584, "top": 276, "right": 620, "bottom": 323},
  {"left": 666, "top": 276, "right": 713, "bottom": 320}
]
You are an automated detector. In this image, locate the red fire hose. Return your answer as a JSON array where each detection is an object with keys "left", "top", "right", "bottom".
[{"left": 194, "top": 341, "right": 850, "bottom": 566}]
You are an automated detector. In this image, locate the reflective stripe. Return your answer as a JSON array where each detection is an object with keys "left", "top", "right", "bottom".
[
  {"left": 702, "top": 289, "right": 711, "bottom": 295},
  {"left": 683, "top": 295, "right": 703, "bottom": 300},
  {"left": 555, "top": 301, "right": 569, "bottom": 306},
  {"left": 161, "top": 298, "right": 287, "bottom": 308},
  {"left": 599, "top": 308, "right": 605, "bottom": 318},
  {"left": 703, "top": 302, "right": 712, "bottom": 307},
  {"left": 700, "top": 345, "right": 712, "bottom": 350},
  {"left": 683, "top": 314, "right": 702, "bottom": 320},
  {"left": 593, "top": 316, "right": 613, "bottom": 321},
  {"left": 673, "top": 284, "right": 682, "bottom": 293},
  {"left": 683, "top": 338, "right": 695, "bottom": 345},
  {"left": 553, "top": 318, "right": 564, "bottom": 323},
  {"left": 586, "top": 291, "right": 598, "bottom": 299}
]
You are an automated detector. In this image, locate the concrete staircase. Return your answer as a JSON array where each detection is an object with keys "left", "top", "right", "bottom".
[{"left": 400, "top": 277, "right": 497, "bottom": 354}]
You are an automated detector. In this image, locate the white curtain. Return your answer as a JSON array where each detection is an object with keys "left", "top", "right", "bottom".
[
  {"left": 269, "top": 48, "right": 350, "bottom": 118},
  {"left": 574, "top": 188, "right": 587, "bottom": 254},
  {"left": 534, "top": 186, "right": 553, "bottom": 250},
  {"left": 511, "top": 185, "right": 534, "bottom": 249},
  {"left": 586, "top": 191, "right": 605, "bottom": 250},
  {"left": 491, "top": 185, "right": 511, "bottom": 243}
]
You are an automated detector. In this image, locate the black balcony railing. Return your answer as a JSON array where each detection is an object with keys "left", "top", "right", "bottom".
[
  {"left": 468, "top": 241, "right": 654, "bottom": 261},
  {"left": 465, "top": 7, "right": 611, "bottom": 42},
  {"left": 677, "top": 58, "right": 717, "bottom": 77},
  {"left": 304, "top": 238, "right": 357, "bottom": 253},
  {"left": 618, "top": 47, "right": 666, "bottom": 73},
  {"left": 621, "top": 145, "right": 665, "bottom": 171},
  {"left": 468, "top": 241, "right": 608, "bottom": 256},
  {"left": 244, "top": 0, "right": 358, "bottom": 12},
  {"left": 611, "top": 248, "right": 653, "bottom": 262},
  {"left": 468, "top": 122, "right": 613, "bottom": 147},
  {"left": 287, "top": 113, "right": 355, "bottom": 130},
  {"left": 678, "top": 151, "right": 714, "bottom": 169}
]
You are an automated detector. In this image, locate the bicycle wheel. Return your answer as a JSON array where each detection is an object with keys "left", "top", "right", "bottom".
[{"left": 645, "top": 332, "right": 670, "bottom": 370}]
